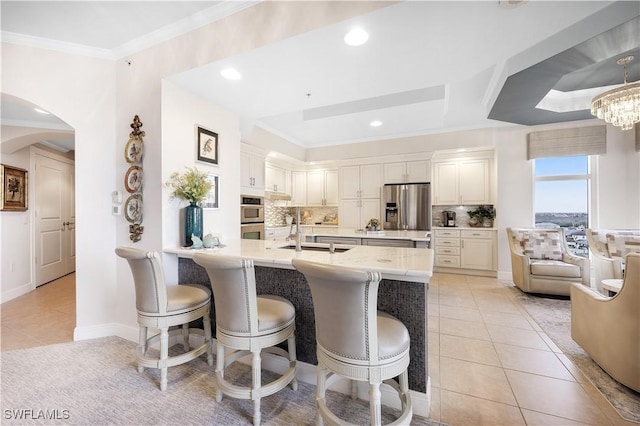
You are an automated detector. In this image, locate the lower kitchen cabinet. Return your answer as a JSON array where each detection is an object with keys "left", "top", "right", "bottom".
[{"left": 433, "top": 228, "right": 496, "bottom": 273}]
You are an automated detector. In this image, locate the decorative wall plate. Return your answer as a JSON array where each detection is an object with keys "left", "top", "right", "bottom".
[
  {"left": 124, "top": 136, "right": 143, "bottom": 164},
  {"left": 124, "top": 165, "right": 143, "bottom": 193},
  {"left": 124, "top": 194, "right": 143, "bottom": 223}
]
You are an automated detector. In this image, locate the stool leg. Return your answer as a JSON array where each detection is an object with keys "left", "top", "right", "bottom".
[
  {"left": 369, "top": 382, "right": 381, "bottom": 426},
  {"left": 316, "top": 365, "right": 326, "bottom": 426},
  {"left": 160, "top": 327, "right": 169, "bottom": 391},
  {"left": 137, "top": 326, "right": 147, "bottom": 373},
  {"left": 400, "top": 369, "right": 409, "bottom": 410},
  {"left": 288, "top": 333, "right": 298, "bottom": 391},
  {"left": 203, "top": 313, "right": 213, "bottom": 366},
  {"left": 351, "top": 380, "right": 357, "bottom": 400},
  {"left": 182, "top": 323, "right": 189, "bottom": 352},
  {"left": 252, "top": 350, "right": 262, "bottom": 426},
  {"left": 215, "top": 344, "right": 224, "bottom": 402}
]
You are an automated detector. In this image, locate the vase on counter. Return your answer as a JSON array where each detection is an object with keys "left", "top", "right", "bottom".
[
  {"left": 183, "top": 202, "right": 203, "bottom": 247},
  {"left": 483, "top": 218, "right": 493, "bottom": 227}
]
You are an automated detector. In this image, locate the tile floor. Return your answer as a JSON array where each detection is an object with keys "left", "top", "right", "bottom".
[
  {"left": 1, "top": 273, "right": 75, "bottom": 351},
  {"left": 0, "top": 272, "right": 635, "bottom": 425}
]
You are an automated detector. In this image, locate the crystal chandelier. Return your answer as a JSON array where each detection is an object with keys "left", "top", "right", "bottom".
[{"left": 590, "top": 56, "right": 640, "bottom": 131}]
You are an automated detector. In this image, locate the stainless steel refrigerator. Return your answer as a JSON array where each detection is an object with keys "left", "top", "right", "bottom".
[{"left": 382, "top": 183, "right": 431, "bottom": 230}]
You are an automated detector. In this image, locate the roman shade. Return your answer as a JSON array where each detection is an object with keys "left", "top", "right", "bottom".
[{"left": 527, "top": 125, "right": 606, "bottom": 159}]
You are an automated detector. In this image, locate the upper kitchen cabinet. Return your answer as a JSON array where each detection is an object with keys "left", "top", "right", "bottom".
[
  {"left": 265, "top": 163, "right": 290, "bottom": 194},
  {"left": 340, "top": 164, "right": 381, "bottom": 199},
  {"left": 290, "top": 171, "right": 307, "bottom": 206},
  {"left": 432, "top": 151, "right": 493, "bottom": 205},
  {"left": 383, "top": 160, "right": 430, "bottom": 184},
  {"left": 307, "top": 169, "right": 338, "bottom": 206},
  {"left": 240, "top": 145, "right": 266, "bottom": 196}
]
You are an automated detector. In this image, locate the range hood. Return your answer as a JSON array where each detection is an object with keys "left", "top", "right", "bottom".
[{"left": 265, "top": 191, "right": 292, "bottom": 201}]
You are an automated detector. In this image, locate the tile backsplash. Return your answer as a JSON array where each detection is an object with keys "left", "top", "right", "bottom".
[
  {"left": 432, "top": 205, "right": 495, "bottom": 228},
  {"left": 265, "top": 201, "right": 338, "bottom": 227}
]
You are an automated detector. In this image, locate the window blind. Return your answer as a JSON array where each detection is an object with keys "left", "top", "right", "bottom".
[{"left": 527, "top": 125, "right": 606, "bottom": 159}]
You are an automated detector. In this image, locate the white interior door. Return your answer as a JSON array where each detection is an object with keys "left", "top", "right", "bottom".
[{"left": 35, "top": 153, "right": 75, "bottom": 286}]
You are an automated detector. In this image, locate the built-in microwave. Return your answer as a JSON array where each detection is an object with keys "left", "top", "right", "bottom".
[{"left": 240, "top": 195, "right": 264, "bottom": 224}]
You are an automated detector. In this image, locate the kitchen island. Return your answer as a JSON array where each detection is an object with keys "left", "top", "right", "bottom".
[{"left": 165, "top": 239, "right": 433, "bottom": 402}]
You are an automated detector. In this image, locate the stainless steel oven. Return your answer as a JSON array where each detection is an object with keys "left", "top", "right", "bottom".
[
  {"left": 240, "top": 195, "right": 264, "bottom": 224},
  {"left": 240, "top": 223, "right": 265, "bottom": 240}
]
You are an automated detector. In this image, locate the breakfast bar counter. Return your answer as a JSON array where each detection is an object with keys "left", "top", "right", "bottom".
[{"left": 165, "top": 239, "right": 433, "bottom": 393}]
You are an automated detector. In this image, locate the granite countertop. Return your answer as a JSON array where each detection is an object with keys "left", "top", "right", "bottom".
[
  {"left": 165, "top": 239, "right": 434, "bottom": 283},
  {"left": 266, "top": 223, "right": 339, "bottom": 229}
]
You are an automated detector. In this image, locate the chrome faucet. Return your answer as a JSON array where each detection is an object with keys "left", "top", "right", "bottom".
[{"left": 288, "top": 206, "right": 302, "bottom": 252}]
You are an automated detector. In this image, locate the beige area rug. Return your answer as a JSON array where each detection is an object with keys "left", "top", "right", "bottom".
[
  {"left": 512, "top": 288, "right": 640, "bottom": 423},
  {"left": 1, "top": 336, "right": 440, "bottom": 425}
]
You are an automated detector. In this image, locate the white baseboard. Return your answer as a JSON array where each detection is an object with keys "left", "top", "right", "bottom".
[
  {"left": 497, "top": 270, "right": 512, "bottom": 281},
  {"left": 73, "top": 329, "right": 431, "bottom": 417},
  {"left": 74, "top": 323, "right": 138, "bottom": 343},
  {"left": 1, "top": 281, "right": 34, "bottom": 304}
]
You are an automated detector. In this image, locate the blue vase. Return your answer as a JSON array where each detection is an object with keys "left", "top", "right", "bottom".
[{"left": 183, "top": 202, "right": 203, "bottom": 247}]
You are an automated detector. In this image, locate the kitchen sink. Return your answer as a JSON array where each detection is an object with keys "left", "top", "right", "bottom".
[{"left": 277, "top": 244, "right": 351, "bottom": 253}]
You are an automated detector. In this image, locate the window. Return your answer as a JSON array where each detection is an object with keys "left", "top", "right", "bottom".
[{"left": 534, "top": 155, "right": 589, "bottom": 256}]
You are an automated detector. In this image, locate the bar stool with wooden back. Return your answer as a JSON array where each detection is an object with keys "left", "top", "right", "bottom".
[
  {"left": 292, "top": 259, "right": 412, "bottom": 426},
  {"left": 193, "top": 253, "right": 297, "bottom": 426},
  {"left": 115, "top": 246, "right": 213, "bottom": 391}
]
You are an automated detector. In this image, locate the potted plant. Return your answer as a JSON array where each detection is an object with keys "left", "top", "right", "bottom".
[
  {"left": 467, "top": 205, "right": 496, "bottom": 227},
  {"left": 165, "top": 167, "right": 212, "bottom": 247},
  {"left": 366, "top": 218, "right": 381, "bottom": 231}
]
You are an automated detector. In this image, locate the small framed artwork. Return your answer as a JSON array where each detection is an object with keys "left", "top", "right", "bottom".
[
  {"left": 202, "top": 174, "right": 219, "bottom": 209},
  {"left": 197, "top": 126, "right": 218, "bottom": 165},
  {"left": 1, "top": 164, "right": 28, "bottom": 211}
]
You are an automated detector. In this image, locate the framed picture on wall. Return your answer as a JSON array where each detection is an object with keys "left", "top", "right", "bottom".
[
  {"left": 1, "top": 164, "right": 28, "bottom": 211},
  {"left": 197, "top": 126, "right": 218, "bottom": 165},
  {"left": 202, "top": 174, "right": 219, "bottom": 209}
]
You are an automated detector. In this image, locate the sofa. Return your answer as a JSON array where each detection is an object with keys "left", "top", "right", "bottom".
[{"left": 507, "top": 227, "right": 590, "bottom": 296}]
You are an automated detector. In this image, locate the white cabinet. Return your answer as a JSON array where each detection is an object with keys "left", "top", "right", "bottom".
[
  {"left": 383, "top": 160, "right": 430, "bottom": 184},
  {"left": 307, "top": 170, "right": 338, "bottom": 206},
  {"left": 460, "top": 229, "right": 495, "bottom": 271},
  {"left": 290, "top": 171, "right": 307, "bottom": 206},
  {"left": 265, "top": 227, "right": 291, "bottom": 241},
  {"left": 265, "top": 164, "right": 289, "bottom": 194},
  {"left": 432, "top": 158, "right": 490, "bottom": 205},
  {"left": 341, "top": 164, "right": 381, "bottom": 199},
  {"left": 340, "top": 164, "right": 382, "bottom": 229},
  {"left": 340, "top": 198, "right": 380, "bottom": 229},
  {"left": 240, "top": 151, "right": 265, "bottom": 195},
  {"left": 433, "top": 228, "right": 496, "bottom": 272}
]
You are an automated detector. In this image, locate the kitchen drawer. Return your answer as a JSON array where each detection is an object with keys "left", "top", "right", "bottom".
[
  {"left": 436, "top": 246, "right": 460, "bottom": 255},
  {"left": 315, "top": 236, "right": 361, "bottom": 245},
  {"left": 434, "top": 238, "right": 460, "bottom": 247},
  {"left": 435, "top": 255, "right": 461, "bottom": 268},
  {"left": 362, "top": 238, "right": 414, "bottom": 248},
  {"left": 435, "top": 229, "right": 460, "bottom": 238},
  {"left": 461, "top": 229, "right": 492, "bottom": 239}
]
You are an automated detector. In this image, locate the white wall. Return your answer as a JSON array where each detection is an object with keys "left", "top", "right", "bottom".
[
  {"left": 0, "top": 148, "right": 31, "bottom": 301},
  {"left": 160, "top": 81, "right": 241, "bottom": 285}
]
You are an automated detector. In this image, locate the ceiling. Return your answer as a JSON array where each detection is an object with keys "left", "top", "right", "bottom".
[{"left": 1, "top": 1, "right": 639, "bottom": 152}]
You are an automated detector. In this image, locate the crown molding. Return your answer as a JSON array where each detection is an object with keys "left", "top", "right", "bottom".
[{"left": 1, "top": 1, "right": 260, "bottom": 61}]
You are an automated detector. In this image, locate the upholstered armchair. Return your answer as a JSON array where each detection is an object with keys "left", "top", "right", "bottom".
[
  {"left": 507, "top": 228, "right": 590, "bottom": 296},
  {"left": 586, "top": 230, "right": 640, "bottom": 293},
  {"left": 571, "top": 252, "right": 640, "bottom": 392}
]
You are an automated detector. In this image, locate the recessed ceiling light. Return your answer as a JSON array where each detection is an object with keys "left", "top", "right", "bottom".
[
  {"left": 34, "top": 108, "right": 50, "bottom": 114},
  {"left": 344, "top": 28, "right": 369, "bottom": 46},
  {"left": 370, "top": 120, "right": 382, "bottom": 127},
  {"left": 220, "top": 68, "right": 242, "bottom": 80}
]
